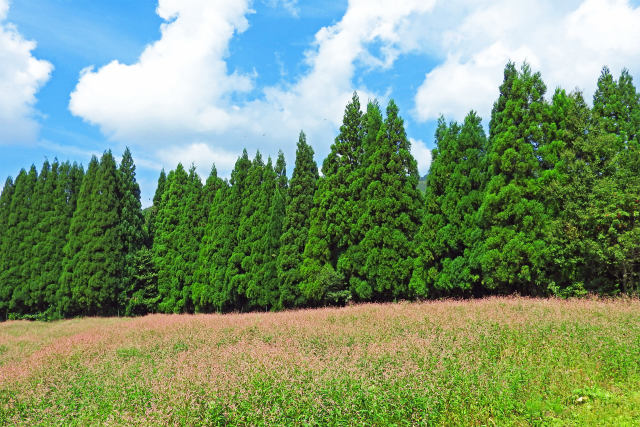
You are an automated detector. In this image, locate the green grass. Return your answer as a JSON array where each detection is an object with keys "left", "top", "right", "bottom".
[{"left": 1, "top": 297, "right": 639, "bottom": 425}]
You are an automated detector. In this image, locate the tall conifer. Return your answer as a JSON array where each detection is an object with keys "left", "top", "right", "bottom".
[
  {"left": 227, "top": 152, "right": 265, "bottom": 310},
  {"left": 58, "top": 152, "right": 122, "bottom": 316},
  {"left": 278, "top": 132, "right": 319, "bottom": 308},
  {"left": 153, "top": 164, "right": 203, "bottom": 313},
  {"left": 4, "top": 166, "right": 37, "bottom": 316},
  {"left": 353, "top": 100, "right": 423, "bottom": 300},
  {"left": 477, "top": 62, "right": 550, "bottom": 294},
  {"left": 301, "top": 93, "right": 363, "bottom": 304},
  {"left": 0, "top": 177, "right": 15, "bottom": 319}
]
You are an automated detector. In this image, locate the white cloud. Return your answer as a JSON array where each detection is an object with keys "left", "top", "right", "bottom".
[
  {"left": 414, "top": 0, "right": 640, "bottom": 122},
  {"left": 410, "top": 138, "right": 431, "bottom": 176},
  {"left": 69, "top": 0, "right": 254, "bottom": 142},
  {"left": 0, "top": 0, "right": 52, "bottom": 144},
  {"left": 69, "top": 0, "right": 437, "bottom": 171}
]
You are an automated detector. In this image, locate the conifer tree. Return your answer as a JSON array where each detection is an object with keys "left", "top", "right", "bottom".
[
  {"left": 338, "top": 101, "right": 385, "bottom": 295},
  {"left": 117, "top": 148, "right": 149, "bottom": 311},
  {"left": 58, "top": 152, "right": 123, "bottom": 316},
  {"left": 301, "top": 92, "right": 363, "bottom": 304},
  {"left": 254, "top": 152, "right": 287, "bottom": 309},
  {"left": 411, "top": 118, "right": 457, "bottom": 297},
  {"left": 43, "top": 162, "right": 84, "bottom": 310},
  {"left": 55, "top": 156, "right": 100, "bottom": 316},
  {"left": 124, "top": 247, "right": 159, "bottom": 315},
  {"left": 227, "top": 152, "right": 265, "bottom": 310},
  {"left": 278, "top": 132, "right": 319, "bottom": 308},
  {"left": 587, "top": 68, "right": 640, "bottom": 292},
  {"left": 477, "top": 62, "right": 550, "bottom": 294},
  {"left": 539, "top": 89, "right": 593, "bottom": 295},
  {"left": 3, "top": 166, "right": 37, "bottom": 316},
  {"left": 191, "top": 164, "right": 227, "bottom": 312},
  {"left": 353, "top": 100, "right": 423, "bottom": 300},
  {"left": 118, "top": 148, "right": 146, "bottom": 256},
  {"left": 153, "top": 164, "right": 203, "bottom": 313},
  {"left": 203, "top": 165, "right": 225, "bottom": 208},
  {"left": 24, "top": 160, "right": 59, "bottom": 314},
  {"left": 147, "top": 169, "right": 167, "bottom": 244},
  {"left": 201, "top": 151, "right": 251, "bottom": 312},
  {"left": 192, "top": 179, "right": 229, "bottom": 312},
  {"left": 0, "top": 177, "right": 15, "bottom": 319},
  {"left": 412, "top": 112, "right": 486, "bottom": 297}
]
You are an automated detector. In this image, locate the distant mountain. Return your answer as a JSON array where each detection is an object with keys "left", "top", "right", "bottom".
[{"left": 417, "top": 174, "right": 427, "bottom": 193}]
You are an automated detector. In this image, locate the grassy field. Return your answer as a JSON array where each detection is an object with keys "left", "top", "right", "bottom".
[{"left": 1, "top": 297, "right": 639, "bottom": 425}]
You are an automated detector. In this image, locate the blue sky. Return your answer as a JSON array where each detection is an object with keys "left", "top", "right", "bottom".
[{"left": 2, "top": 0, "right": 640, "bottom": 206}]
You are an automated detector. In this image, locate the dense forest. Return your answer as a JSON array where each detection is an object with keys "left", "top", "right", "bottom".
[{"left": 0, "top": 62, "right": 638, "bottom": 319}]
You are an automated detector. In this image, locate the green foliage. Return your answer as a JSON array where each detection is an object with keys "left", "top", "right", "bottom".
[
  {"left": 58, "top": 152, "right": 123, "bottom": 316},
  {"left": 123, "top": 248, "right": 159, "bottom": 316},
  {"left": 206, "top": 151, "right": 252, "bottom": 312},
  {"left": 277, "top": 132, "right": 319, "bottom": 308},
  {"left": 118, "top": 148, "right": 147, "bottom": 311},
  {"left": 3, "top": 166, "right": 38, "bottom": 316},
  {"left": 412, "top": 111, "right": 487, "bottom": 297},
  {"left": 477, "top": 62, "right": 551, "bottom": 294},
  {"left": 353, "top": 100, "right": 423, "bottom": 301},
  {"left": 301, "top": 92, "right": 364, "bottom": 304},
  {"left": 1, "top": 62, "right": 640, "bottom": 317},
  {"left": 146, "top": 169, "right": 166, "bottom": 245},
  {"left": 153, "top": 164, "right": 204, "bottom": 313},
  {"left": 191, "top": 166, "right": 227, "bottom": 313},
  {"left": 0, "top": 177, "right": 16, "bottom": 319}
]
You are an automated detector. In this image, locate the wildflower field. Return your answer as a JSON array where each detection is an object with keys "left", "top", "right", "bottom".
[{"left": 1, "top": 297, "right": 639, "bottom": 425}]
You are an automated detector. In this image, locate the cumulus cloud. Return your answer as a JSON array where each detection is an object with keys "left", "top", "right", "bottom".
[
  {"left": 69, "top": 0, "right": 253, "bottom": 142},
  {"left": 414, "top": 0, "right": 640, "bottom": 122},
  {"left": 0, "top": 0, "right": 52, "bottom": 144},
  {"left": 69, "top": 0, "right": 437, "bottom": 173},
  {"left": 410, "top": 138, "right": 431, "bottom": 176}
]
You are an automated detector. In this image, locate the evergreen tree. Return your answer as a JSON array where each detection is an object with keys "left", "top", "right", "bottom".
[
  {"left": 123, "top": 247, "right": 159, "bottom": 316},
  {"left": 201, "top": 151, "right": 252, "bottom": 312},
  {"left": 301, "top": 92, "right": 364, "bottom": 304},
  {"left": 255, "top": 152, "right": 287, "bottom": 310},
  {"left": 153, "top": 164, "right": 203, "bottom": 313},
  {"left": 538, "top": 89, "right": 593, "bottom": 295},
  {"left": 477, "top": 62, "right": 550, "bottom": 294},
  {"left": 353, "top": 100, "right": 423, "bottom": 300},
  {"left": 147, "top": 169, "right": 167, "bottom": 244},
  {"left": 43, "top": 162, "right": 84, "bottom": 310},
  {"left": 587, "top": 68, "right": 640, "bottom": 293},
  {"left": 412, "top": 112, "right": 487, "bottom": 297},
  {"left": 0, "top": 177, "right": 15, "bottom": 319},
  {"left": 191, "top": 164, "right": 227, "bottom": 312},
  {"left": 203, "top": 164, "right": 225, "bottom": 208},
  {"left": 117, "top": 148, "right": 148, "bottom": 311},
  {"left": 411, "top": 118, "right": 454, "bottom": 297},
  {"left": 24, "top": 160, "right": 59, "bottom": 314},
  {"left": 226, "top": 152, "right": 265, "bottom": 310},
  {"left": 278, "top": 132, "right": 319, "bottom": 308},
  {"left": 58, "top": 152, "right": 123, "bottom": 316},
  {"left": 192, "top": 178, "right": 229, "bottom": 312},
  {"left": 3, "top": 166, "right": 37, "bottom": 316}
]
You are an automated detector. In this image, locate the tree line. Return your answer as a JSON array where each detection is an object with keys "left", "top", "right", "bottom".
[{"left": 0, "top": 62, "right": 638, "bottom": 319}]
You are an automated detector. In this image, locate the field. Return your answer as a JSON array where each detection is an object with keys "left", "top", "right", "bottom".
[{"left": 1, "top": 297, "right": 639, "bottom": 425}]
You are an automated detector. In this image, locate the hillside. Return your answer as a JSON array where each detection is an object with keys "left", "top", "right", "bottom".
[{"left": 1, "top": 297, "right": 639, "bottom": 425}]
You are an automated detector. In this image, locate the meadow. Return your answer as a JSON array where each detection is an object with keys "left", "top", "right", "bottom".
[{"left": 1, "top": 297, "right": 639, "bottom": 425}]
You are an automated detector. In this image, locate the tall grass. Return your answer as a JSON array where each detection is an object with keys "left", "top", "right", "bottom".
[{"left": 1, "top": 297, "right": 639, "bottom": 425}]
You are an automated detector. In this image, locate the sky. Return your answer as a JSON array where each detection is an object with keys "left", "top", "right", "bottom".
[{"left": 1, "top": 0, "right": 640, "bottom": 206}]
